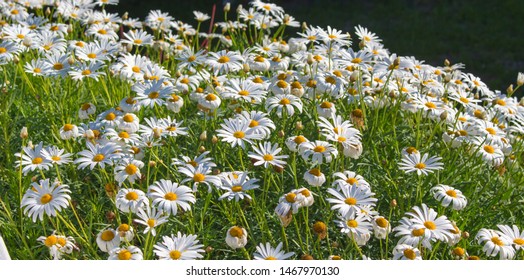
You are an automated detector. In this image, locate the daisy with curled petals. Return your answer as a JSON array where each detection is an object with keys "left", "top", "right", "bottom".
[
  {"left": 38, "top": 233, "right": 77, "bottom": 260},
  {"left": 336, "top": 211, "right": 372, "bottom": 241},
  {"left": 226, "top": 226, "right": 248, "bottom": 249},
  {"left": 59, "top": 123, "right": 79, "bottom": 140},
  {"left": 327, "top": 183, "right": 377, "bottom": 217},
  {"left": 109, "top": 246, "right": 143, "bottom": 260},
  {"left": 74, "top": 142, "right": 120, "bottom": 170},
  {"left": 275, "top": 191, "right": 304, "bottom": 217},
  {"left": 216, "top": 118, "right": 263, "bottom": 150},
  {"left": 219, "top": 172, "right": 259, "bottom": 201},
  {"left": 206, "top": 50, "right": 243, "bottom": 74},
  {"left": 332, "top": 170, "right": 370, "bottom": 190},
  {"left": 406, "top": 204, "right": 455, "bottom": 243},
  {"left": 15, "top": 142, "right": 52, "bottom": 175},
  {"left": 115, "top": 188, "right": 149, "bottom": 213},
  {"left": 496, "top": 225, "right": 524, "bottom": 251},
  {"left": 153, "top": 232, "right": 205, "bottom": 260},
  {"left": 392, "top": 244, "right": 422, "bottom": 260},
  {"left": 134, "top": 206, "right": 168, "bottom": 236},
  {"left": 300, "top": 140, "right": 338, "bottom": 165},
  {"left": 21, "top": 179, "right": 71, "bottom": 222},
  {"left": 285, "top": 135, "right": 309, "bottom": 152},
  {"left": 248, "top": 141, "right": 288, "bottom": 169},
  {"left": 476, "top": 228, "right": 515, "bottom": 260},
  {"left": 96, "top": 228, "right": 121, "bottom": 253},
  {"left": 253, "top": 242, "right": 294, "bottom": 260},
  {"left": 393, "top": 217, "right": 433, "bottom": 249},
  {"left": 265, "top": 93, "right": 303, "bottom": 117},
  {"left": 114, "top": 158, "right": 144, "bottom": 185},
  {"left": 179, "top": 164, "right": 222, "bottom": 192},
  {"left": 398, "top": 152, "right": 443, "bottom": 176},
  {"left": 430, "top": 184, "right": 467, "bottom": 210},
  {"left": 303, "top": 168, "right": 326, "bottom": 187},
  {"left": 147, "top": 179, "right": 195, "bottom": 216}
]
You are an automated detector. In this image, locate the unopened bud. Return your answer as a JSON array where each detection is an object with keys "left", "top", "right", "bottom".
[
  {"left": 67, "top": 24, "right": 73, "bottom": 33},
  {"left": 359, "top": 40, "right": 366, "bottom": 50},
  {"left": 517, "top": 72, "right": 524, "bottom": 87},
  {"left": 295, "top": 121, "right": 304, "bottom": 131},
  {"left": 301, "top": 254, "right": 314, "bottom": 260},
  {"left": 153, "top": 128, "right": 162, "bottom": 138},
  {"left": 236, "top": 4, "right": 243, "bottom": 13},
  {"left": 273, "top": 165, "right": 284, "bottom": 173},
  {"left": 224, "top": 2, "right": 230, "bottom": 12},
  {"left": 350, "top": 71, "right": 359, "bottom": 83},
  {"left": 198, "top": 146, "right": 206, "bottom": 153},
  {"left": 444, "top": 59, "right": 450, "bottom": 66},
  {"left": 390, "top": 199, "right": 397, "bottom": 208},
  {"left": 212, "top": 169, "right": 220, "bottom": 175},
  {"left": 278, "top": 130, "right": 285, "bottom": 138},
  {"left": 85, "top": 129, "right": 95, "bottom": 139},
  {"left": 461, "top": 231, "right": 470, "bottom": 239},
  {"left": 206, "top": 246, "right": 214, "bottom": 253},
  {"left": 199, "top": 131, "right": 207, "bottom": 141},
  {"left": 307, "top": 53, "right": 314, "bottom": 65},
  {"left": 211, "top": 135, "right": 218, "bottom": 144},
  {"left": 393, "top": 57, "right": 401, "bottom": 67},
  {"left": 440, "top": 110, "right": 448, "bottom": 121},
  {"left": 106, "top": 211, "right": 116, "bottom": 222},
  {"left": 13, "top": 56, "right": 19, "bottom": 64},
  {"left": 242, "top": 63, "right": 250, "bottom": 73},
  {"left": 122, "top": 12, "right": 129, "bottom": 20},
  {"left": 301, "top": 22, "right": 307, "bottom": 30},
  {"left": 20, "top": 127, "right": 28, "bottom": 139},
  {"left": 45, "top": 7, "right": 51, "bottom": 16},
  {"left": 149, "top": 161, "right": 156, "bottom": 167},
  {"left": 444, "top": 74, "right": 452, "bottom": 83},
  {"left": 506, "top": 84, "right": 514, "bottom": 95},
  {"left": 68, "top": 56, "right": 75, "bottom": 65},
  {"left": 126, "top": 43, "right": 133, "bottom": 52}
]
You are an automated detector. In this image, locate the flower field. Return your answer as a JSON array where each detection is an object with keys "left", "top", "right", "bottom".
[{"left": 0, "top": 0, "right": 524, "bottom": 261}]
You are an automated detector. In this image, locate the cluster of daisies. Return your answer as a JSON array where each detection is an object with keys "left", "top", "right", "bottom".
[{"left": 3, "top": 0, "right": 524, "bottom": 260}]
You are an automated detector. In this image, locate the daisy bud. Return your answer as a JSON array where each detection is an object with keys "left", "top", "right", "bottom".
[
  {"left": 520, "top": 97, "right": 524, "bottom": 106},
  {"left": 468, "top": 256, "right": 480, "bottom": 260},
  {"left": 393, "top": 57, "right": 401, "bottom": 67},
  {"left": 307, "top": 53, "right": 314, "bottom": 65},
  {"left": 242, "top": 63, "right": 250, "bottom": 73},
  {"left": 212, "top": 169, "right": 220, "bottom": 175},
  {"left": 13, "top": 56, "right": 19, "bottom": 64},
  {"left": 105, "top": 183, "right": 117, "bottom": 197},
  {"left": 444, "top": 74, "right": 452, "bottom": 83},
  {"left": 273, "top": 165, "right": 284, "bottom": 173},
  {"left": 67, "top": 24, "right": 73, "bottom": 34},
  {"left": 444, "top": 59, "right": 450, "bottom": 67},
  {"left": 313, "top": 221, "right": 327, "bottom": 240},
  {"left": 211, "top": 135, "right": 218, "bottom": 144},
  {"left": 226, "top": 226, "right": 248, "bottom": 249},
  {"left": 126, "top": 43, "right": 133, "bottom": 52},
  {"left": 295, "top": 121, "right": 304, "bottom": 131},
  {"left": 350, "top": 71, "right": 359, "bottom": 83},
  {"left": 164, "top": 52, "right": 170, "bottom": 60},
  {"left": 199, "top": 146, "right": 206, "bottom": 153},
  {"left": 517, "top": 72, "right": 524, "bottom": 86},
  {"left": 302, "top": 22, "right": 308, "bottom": 30},
  {"left": 23, "top": 37, "right": 32, "bottom": 47},
  {"left": 27, "top": 141, "right": 34, "bottom": 149},
  {"left": 331, "top": 241, "right": 339, "bottom": 248},
  {"left": 205, "top": 246, "right": 214, "bottom": 253},
  {"left": 461, "top": 231, "right": 470, "bottom": 239},
  {"left": 20, "top": 127, "right": 28, "bottom": 139},
  {"left": 199, "top": 131, "right": 207, "bottom": 141},
  {"left": 152, "top": 128, "right": 162, "bottom": 138},
  {"left": 359, "top": 40, "right": 366, "bottom": 50},
  {"left": 106, "top": 211, "right": 115, "bottom": 222},
  {"left": 506, "top": 84, "right": 514, "bottom": 95},
  {"left": 45, "top": 7, "right": 51, "bottom": 16},
  {"left": 278, "top": 130, "right": 285, "bottom": 138},
  {"left": 224, "top": 2, "right": 230, "bottom": 12},
  {"left": 236, "top": 4, "right": 243, "bottom": 13},
  {"left": 149, "top": 161, "right": 156, "bottom": 168},
  {"left": 85, "top": 129, "right": 95, "bottom": 140},
  {"left": 301, "top": 254, "right": 314, "bottom": 260},
  {"left": 68, "top": 56, "right": 75, "bottom": 65},
  {"left": 440, "top": 111, "right": 448, "bottom": 121},
  {"left": 390, "top": 199, "right": 397, "bottom": 208},
  {"left": 122, "top": 12, "right": 129, "bottom": 20}
]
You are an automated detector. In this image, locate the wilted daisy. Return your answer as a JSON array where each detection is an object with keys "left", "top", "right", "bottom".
[
  {"left": 225, "top": 226, "right": 248, "bottom": 249},
  {"left": 96, "top": 228, "right": 121, "bottom": 253},
  {"left": 147, "top": 179, "right": 195, "bottom": 216},
  {"left": 253, "top": 242, "right": 294, "bottom": 260},
  {"left": 153, "top": 232, "right": 205, "bottom": 260},
  {"left": 303, "top": 168, "right": 326, "bottom": 187},
  {"left": 134, "top": 206, "right": 168, "bottom": 236},
  {"left": 115, "top": 188, "right": 149, "bottom": 213},
  {"left": 372, "top": 216, "right": 391, "bottom": 239},
  {"left": 430, "top": 184, "right": 467, "bottom": 210},
  {"left": 117, "top": 223, "right": 135, "bottom": 242},
  {"left": 21, "top": 179, "right": 71, "bottom": 222},
  {"left": 248, "top": 141, "right": 288, "bottom": 169},
  {"left": 59, "top": 124, "right": 79, "bottom": 140},
  {"left": 398, "top": 152, "right": 444, "bottom": 176},
  {"left": 108, "top": 246, "right": 143, "bottom": 260},
  {"left": 392, "top": 244, "right": 422, "bottom": 260},
  {"left": 476, "top": 228, "right": 515, "bottom": 260}
]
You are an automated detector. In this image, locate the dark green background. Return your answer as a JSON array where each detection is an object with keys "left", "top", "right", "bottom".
[{"left": 108, "top": 0, "right": 524, "bottom": 94}]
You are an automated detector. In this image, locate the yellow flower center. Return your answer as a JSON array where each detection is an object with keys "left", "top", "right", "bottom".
[
  {"left": 453, "top": 247, "right": 465, "bottom": 256},
  {"left": 459, "top": 97, "right": 469, "bottom": 104},
  {"left": 233, "top": 131, "right": 245, "bottom": 139},
  {"left": 32, "top": 157, "right": 44, "bottom": 164},
  {"left": 485, "top": 127, "right": 496, "bottom": 135},
  {"left": 118, "top": 131, "right": 129, "bottom": 139},
  {"left": 513, "top": 238, "right": 524, "bottom": 245},
  {"left": 93, "top": 154, "right": 105, "bottom": 162},
  {"left": 263, "top": 154, "right": 274, "bottom": 161},
  {"left": 17, "top": 34, "right": 25, "bottom": 39},
  {"left": 337, "top": 136, "right": 347, "bottom": 142},
  {"left": 254, "top": 56, "right": 265, "bottom": 62},
  {"left": 0, "top": 47, "right": 6, "bottom": 54},
  {"left": 344, "top": 197, "right": 357, "bottom": 205},
  {"left": 331, "top": 255, "right": 341, "bottom": 260},
  {"left": 313, "top": 145, "right": 326, "bottom": 153},
  {"left": 346, "top": 219, "right": 358, "bottom": 228},
  {"left": 131, "top": 66, "right": 141, "bottom": 73},
  {"left": 205, "top": 93, "right": 217, "bottom": 101},
  {"left": 81, "top": 69, "right": 91, "bottom": 76},
  {"left": 320, "top": 101, "right": 332, "bottom": 108},
  {"left": 412, "top": 228, "right": 425, "bottom": 237},
  {"left": 425, "top": 102, "right": 437, "bottom": 109},
  {"left": 170, "top": 250, "right": 182, "bottom": 260},
  {"left": 187, "top": 55, "right": 196, "bottom": 62},
  {"left": 98, "top": 29, "right": 107, "bottom": 35},
  {"left": 308, "top": 168, "right": 321, "bottom": 177},
  {"left": 446, "top": 189, "right": 457, "bottom": 198},
  {"left": 265, "top": 256, "right": 277, "bottom": 260},
  {"left": 147, "top": 219, "right": 156, "bottom": 227},
  {"left": 33, "top": 68, "right": 42, "bottom": 73},
  {"left": 57, "top": 237, "right": 66, "bottom": 247},
  {"left": 346, "top": 178, "right": 358, "bottom": 185},
  {"left": 458, "top": 130, "right": 468, "bottom": 136},
  {"left": 325, "top": 76, "right": 336, "bottom": 85},
  {"left": 238, "top": 90, "right": 250, "bottom": 96},
  {"left": 351, "top": 57, "right": 362, "bottom": 64},
  {"left": 496, "top": 99, "right": 506, "bottom": 106},
  {"left": 300, "top": 189, "right": 311, "bottom": 197},
  {"left": 53, "top": 63, "right": 63, "bottom": 70},
  {"left": 231, "top": 185, "right": 243, "bottom": 192},
  {"left": 118, "top": 249, "right": 132, "bottom": 260},
  {"left": 51, "top": 156, "right": 61, "bottom": 161},
  {"left": 491, "top": 236, "right": 504, "bottom": 246},
  {"left": 123, "top": 114, "right": 134, "bottom": 122},
  {"left": 403, "top": 249, "right": 416, "bottom": 260},
  {"left": 118, "top": 224, "right": 130, "bottom": 232},
  {"left": 415, "top": 163, "right": 426, "bottom": 169},
  {"left": 484, "top": 145, "right": 495, "bottom": 154},
  {"left": 424, "top": 221, "right": 436, "bottom": 230},
  {"left": 125, "top": 191, "right": 139, "bottom": 201},
  {"left": 218, "top": 56, "right": 230, "bottom": 63},
  {"left": 376, "top": 217, "right": 388, "bottom": 228},
  {"left": 133, "top": 39, "right": 143, "bottom": 45},
  {"left": 229, "top": 226, "right": 244, "bottom": 237},
  {"left": 277, "top": 80, "right": 288, "bottom": 88},
  {"left": 101, "top": 230, "right": 115, "bottom": 241},
  {"left": 164, "top": 192, "right": 177, "bottom": 201},
  {"left": 87, "top": 53, "right": 97, "bottom": 59},
  {"left": 125, "top": 164, "right": 138, "bottom": 175},
  {"left": 285, "top": 193, "right": 296, "bottom": 203},
  {"left": 193, "top": 173, "right": 205, "bottom": 182},
  {"left": 148, "top": 92, "right": 159, "bottom": 99},
  {"left": 294, "top": 135, "right": 306, "bottom": 144},
  {"left": 44, "top": 235, "right": 57, "bottom": 247}
]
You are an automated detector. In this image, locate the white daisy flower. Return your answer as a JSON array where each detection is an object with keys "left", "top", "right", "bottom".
[
  {"left": 253, "top": 242, "right": 294, "bottom": 260},
  {"left": 21, "top": 179, "right": 70, "bottom": 222},
  {"left": 147, "top": 179, "right": 195, "bottom": 216}
]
